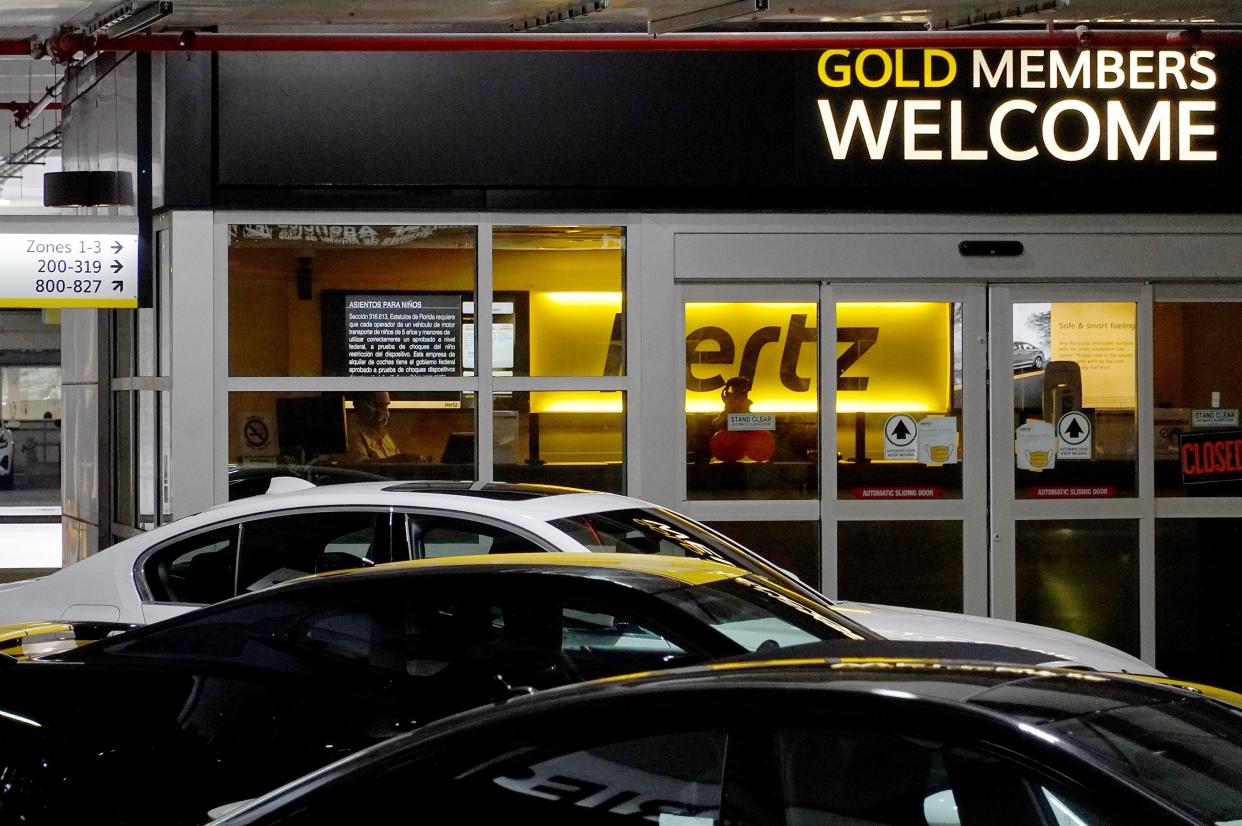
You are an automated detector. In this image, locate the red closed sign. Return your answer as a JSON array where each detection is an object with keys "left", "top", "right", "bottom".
[{"left": 1179, "top": 429, "right": 1242, "bottom": 485}]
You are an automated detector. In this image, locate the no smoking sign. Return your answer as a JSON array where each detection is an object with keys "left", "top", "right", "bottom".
[{"left": 243, "top": 415, "right": 271, "bottom": 450}]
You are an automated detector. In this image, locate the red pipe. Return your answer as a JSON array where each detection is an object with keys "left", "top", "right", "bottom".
[
  {"left": 0, "top": 102, "right": 62, "bottom": 111},
  {"left": 79, "top": 28, "right": 1242, "bottom": 53}
]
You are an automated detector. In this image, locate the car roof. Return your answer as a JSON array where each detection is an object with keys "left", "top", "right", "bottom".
[
  {"left": 87, "top": 480, "right": 655, "bottom": 568},
  {"left": 217, "top": 656, "right": 1204, "bottom": 824},
  {"left": 318, "top": 552, "right": 750, "bottom": 587},
  {"left": 207, "top": 480, "right": 649, "bottom": 522},
  {"left": 440, "top": 658, "right": 1199, "bottom": 733}
]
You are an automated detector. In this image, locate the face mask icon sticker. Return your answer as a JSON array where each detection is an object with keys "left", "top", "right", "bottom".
[
  {"left": 1015, "top": 421, "right": 1057, "bottom": 471},
  {"left": 917, "top": 416, "right": 958, "bottom": 465}
]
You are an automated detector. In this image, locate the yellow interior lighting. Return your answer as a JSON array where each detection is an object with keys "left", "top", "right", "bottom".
[
  {"left": 533, "top": 394, "right": 624, "bottom": 414},
  {"left": 542, "top": 291, "right": 622, "bottom": 307},
  {"left": 836, "top": 400, "right": 936, "bottom": 413}
]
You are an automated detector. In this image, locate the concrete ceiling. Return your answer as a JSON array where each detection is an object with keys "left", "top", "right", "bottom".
[{"left": 0, "top": 1, "right": 1239, "bottom": 40}]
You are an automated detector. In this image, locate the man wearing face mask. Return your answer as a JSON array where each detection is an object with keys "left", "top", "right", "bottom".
[{"left": 345, "top": 391, "right": 402, "bottom": 461}]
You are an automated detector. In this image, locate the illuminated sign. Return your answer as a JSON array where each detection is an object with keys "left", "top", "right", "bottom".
[
  {"left": 1179, "top": 429, "right": 1242, "bottom": 485},
  {"left": 813, "top": 48, "right": 1219, "bottom": 164},
  {"left": 0, "top": 234, "right": 137, "bottom": 308},
  {"left": 683, "top": 302, "right": 950, "bottom": 414}
]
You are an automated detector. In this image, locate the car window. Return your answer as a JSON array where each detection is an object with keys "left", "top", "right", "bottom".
[
  {"left": 774, "top": 728, "right": 1126, "bottom": 826},
  {"left": 235, "top": 511, "right": 388, "bottom": 593},
  {"left": 282, "top": 586, "right": 699, "bottom": 690},
  {"left": 258, "top": 729, "right": 727, "bottom": 826},
  {"left": 407, "top": 514, "right": 545, "bottom": 559},
  {"left": 658, "top": 577, "right": 862, "bottom": 649},
  {"left": 549, "top": 508, "right": 748, "bottom": 565},
  {"left": 145, "top": 526, "right": 239, "bottom": 604},
  {"left": 1045, "top": 698, "right": 1242, "bottom": 825}
]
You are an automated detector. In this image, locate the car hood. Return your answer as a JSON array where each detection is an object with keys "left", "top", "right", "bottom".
[{"left": 834, "top": 601, "right": 1161, "bottom": 676}]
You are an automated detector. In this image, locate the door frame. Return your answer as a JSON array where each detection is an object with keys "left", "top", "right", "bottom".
[
  {"left": 987, "top": 283, "right": 1153, "bottom": 661},
  {"left": 827, "top": 282, "right": 988, "bottom": 616}
]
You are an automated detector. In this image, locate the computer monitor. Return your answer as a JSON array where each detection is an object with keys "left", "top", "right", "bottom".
[
  {"left": 276, "top": 394, "right": 347, "bottom": 462},
  {"left": 440, "top": 432, "right": 475, "bottom": 464}
]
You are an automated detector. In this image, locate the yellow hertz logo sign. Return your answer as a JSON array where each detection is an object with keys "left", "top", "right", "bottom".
[
  {"left": 814, "top": 48, "right": 1219, "bottom": 162},
  {"left": 685, "top": 302, "right": 950, "bottom": 414}
]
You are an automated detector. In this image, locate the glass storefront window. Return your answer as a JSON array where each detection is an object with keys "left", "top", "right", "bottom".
[
  {"left": 493, "top": 392, "right": 623, "bottom": 493},
  {"left": 227, "top": 391, "right": 477, "bottom": 485},
  {"left": 836, "top": 302, "right": 962, "bottom": 500},
  {"left": 1016, "top": 519, "right": 1139, "bottom": 656},
  {"left": 0, "top": 361, "right": 62, "bottom": 507},
  {"left": 838, "top": 521, "right": 963, "bottom": 613},
  {"left": 492, "top": 226, "right": 624, "bottom": 378},
  {"left": 1012, "top": 302, "right": 1137, "bottom": 499},
  {"left": 228, "top": 224, "right": 476, "bottom": 378},
  {"left": 685, "top": 301, "right": 817, "bottom": 501},
  {"left": 1154, "top": 302, "right": 1242, "bottom": 497},
  {"left": 705, "top": 520, "right": 820, "bottom": 591},
  {"left": 1156, "top": 519, "right": 1242, "bottom": 691}
]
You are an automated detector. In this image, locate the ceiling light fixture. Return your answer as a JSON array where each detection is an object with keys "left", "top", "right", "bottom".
[
  {"left": 512, "top": 1, "right": 609, "bottom": 32},
  {"left": 84, "top": 1, "right": 173, "bottom": 39},
  {"left": 43, "top": 170, "right": 134, "bottom": 208},
  {"left": 927, "top": 1, "right": 1065, "bottom": 30}
]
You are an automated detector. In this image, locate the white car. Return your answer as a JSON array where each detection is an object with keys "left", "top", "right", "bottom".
[{"left": 0, "top": 480, "right": 1158, "bottom": 675}]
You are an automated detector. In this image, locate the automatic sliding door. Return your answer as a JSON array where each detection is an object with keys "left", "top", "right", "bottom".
[{"left": 829, "top": 285, "right": 987, "bottom": 615}]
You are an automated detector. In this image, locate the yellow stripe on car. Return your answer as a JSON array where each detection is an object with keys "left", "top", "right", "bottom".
[
  {"left": 333, "top": 552, "right": 748, "bottom": 586},
  {"left": 0, "top": 622, "right": 74, "bottom": 647},
  {"left": 1114, "top": 674, "right": 1242, "bottom": 709}
]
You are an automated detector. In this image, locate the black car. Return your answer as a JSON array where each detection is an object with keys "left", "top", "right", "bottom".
[
  {"left": 0, "top": 554, "right": 872, "bottom": 826},
  {"left": 211, "top": 659, "right": 1242, "bottom": 826}
]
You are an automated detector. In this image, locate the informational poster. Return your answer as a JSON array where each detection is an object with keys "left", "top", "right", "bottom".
[
  {"left": 1049, "top": 303, "right": 1136, "bottom": 409},
  {"left": 462, "top": 301, "right": 516, "bottom": 371},
  {"left": 345, "top": 294, "right": 460, "bottom": 376}
]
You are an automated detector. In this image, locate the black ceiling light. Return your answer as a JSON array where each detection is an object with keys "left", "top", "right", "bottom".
[{"left": 43, "top": 170, "right": 134, "bottom": 207}]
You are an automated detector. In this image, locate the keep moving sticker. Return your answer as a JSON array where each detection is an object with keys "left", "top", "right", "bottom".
[
  {"left": 883, "top": 414, "right": 918, "bottom": 460},
  {"left": 1056, "top": 411, "right": 1092, "bottom": 460},
  {"left": 1016, "top": 421, "right": 1056, "bottom": 471}
]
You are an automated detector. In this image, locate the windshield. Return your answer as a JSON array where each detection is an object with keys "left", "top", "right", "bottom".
[
  {"left": 1044, "top": 697, "right": 1242, "bottom": 824},
  {"left": 658, "top": 577, "right": 866, "bottom": 650},
  {"left": 549, "top": 506, "right": 843, "bottom": 603}
]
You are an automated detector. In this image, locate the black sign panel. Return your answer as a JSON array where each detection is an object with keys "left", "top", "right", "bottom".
[
  {"left": 211, "top": 49, "right": 1241, "bottom": 211},
  {"left": 343, "top": 293, "right": 461, "bottom": 377},
  {"left": 1179, "top": 429, "right": 1242, "bottom": 486}
]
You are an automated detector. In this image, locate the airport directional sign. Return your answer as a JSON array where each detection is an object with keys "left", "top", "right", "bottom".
[{"left": 0, "top": 233, "right": 138, "bottom": 308}]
